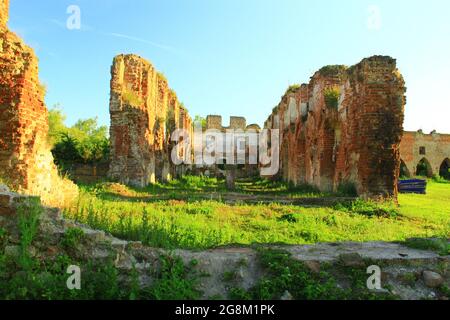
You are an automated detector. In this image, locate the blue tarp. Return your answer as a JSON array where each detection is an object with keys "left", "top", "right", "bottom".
[{"left": 398, "top": 179, "right": 427, "bottom": 194}]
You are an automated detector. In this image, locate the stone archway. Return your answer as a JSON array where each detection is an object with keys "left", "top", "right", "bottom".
[
  {"left": 416, "top": 158, "right": 433, "bottom": 177},
  {"left": 399, "top": 159, "right": 411, "bottom": 178},
  {"left": 439, "top": 158, "right": 450, "bottom": 180}
]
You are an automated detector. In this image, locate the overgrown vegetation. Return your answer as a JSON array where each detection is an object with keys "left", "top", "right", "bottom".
[
  {"left": 336, "top": 181, "right": 358, "bottom": 197},
  {"left": 285, "top": 84, "right": 301, "bottom": 95},
  {"left": 403, "top": 238, "right": 449, "bottom": 256},
  {"left": 318, "top": 65, "right": 348, "bottom": 77},
  {"left": 48, "top": 107, "right": 110, "bottom": 172},
  {"left": 334, "top": 199, "right": 400, "bottom": 218},
  {"left": 61, "top": 227, "right": 85, "bottom": 250},
  {"left": 0, "top": 199, "right": 201, "bottom": 300},
  {"left": 416, "top": 160, "right": 430, "bottom": 177},
  {"left": 59, "top": 178, "right": 449, "bottom": 250},
  {"left": 432, "top": 175, "right": 450, "bottom": 184},
  {"left": 1, "top": 177, "right": 448, "bottom": 300},
  {"left": 17, "top": 198, "right": 42, "bottom": 272},
  {"left": 194, "top": 115, "right": 207, "bottom": 130},
  {"left": 324, "top": 87, "right": 341, "bottom": 109},
  {"left": 144, "top": 255, "right": 202, "bottom": 300},
  {"left": 122, "top": 89, "right": 143, "bottom": 106},
  {"left": 228, "top": 248, "right": 396, "bottom": 300}
]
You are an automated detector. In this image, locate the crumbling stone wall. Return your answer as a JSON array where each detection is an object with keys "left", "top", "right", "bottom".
[
  {"left": 0, "top": 0, "right": 8, "bottom": 30},
  {"left": 0, "top": 0, "right": 77, "bottom": 206},
  {"left": 108, "top": 54, "right": 193, "bottom": 187},
  {"left": 400, "top": 131, "right": 450, "bottom": 178},
  {"left": 265, "top": 56, "right": 406, "bottom": 199}
]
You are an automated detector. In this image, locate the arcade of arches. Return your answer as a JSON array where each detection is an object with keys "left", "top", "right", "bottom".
[{"left": 399, "top": 131, "right": 450, "bottom": 179}]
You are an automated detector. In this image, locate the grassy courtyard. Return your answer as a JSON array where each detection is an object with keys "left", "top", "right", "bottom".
[{"left": 62, "top": 177, "right": 450, "bottom": 250}]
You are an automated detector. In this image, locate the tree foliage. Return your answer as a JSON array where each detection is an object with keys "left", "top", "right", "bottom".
[
  {"left": 194, "top": 115, "right": 206, "bottom": 130},
  {"left": 48, "top": 106, "right": 110, "bottom": 171}
]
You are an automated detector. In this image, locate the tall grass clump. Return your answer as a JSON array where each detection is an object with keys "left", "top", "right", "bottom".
[{"left": 334, "top": 199, "right": 399, "bottom": 218}]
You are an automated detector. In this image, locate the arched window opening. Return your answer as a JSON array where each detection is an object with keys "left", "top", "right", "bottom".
[
  {"left": 400, "top": 160, "right": 411, "bottom": 178},
  {"left": 439, "top": 158, "right": 450, "bottom": 180},
  {"left": 416, "top": 158, "right": 433, "bottom": 178}
]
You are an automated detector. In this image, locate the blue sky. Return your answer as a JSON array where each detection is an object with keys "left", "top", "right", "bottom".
[{"left": 8, "top": 0, "right": 450, "bottom": 132}]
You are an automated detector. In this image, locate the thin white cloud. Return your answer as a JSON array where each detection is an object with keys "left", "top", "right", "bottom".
[
  {"left": 47, "top": 20, "right": 176, "bottom": 53},
  {"left": 48, "top": 19, "right": 65, "bottom": 28},
  {"left": 104, "top": 32, "right": 176, "bottom": 52}
]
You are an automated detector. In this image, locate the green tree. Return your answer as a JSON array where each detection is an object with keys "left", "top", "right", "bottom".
[
  {"left": 48, "top": 105, "right": 69, "bottom": 145},
  {"left": 48, "top": 107, "right": 110, "bottom": 170},
  {"left": 194, "top": 115, "right": 206, "bottom": 130}
]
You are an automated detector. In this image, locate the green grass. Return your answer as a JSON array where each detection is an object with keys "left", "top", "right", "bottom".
[
  {"left": 402, "top": 238, "right": 449, "bottom": 256},
  {"left": 61, "top": 178, "right": 450, "bottom": 250},
  {"left": 1, "top": 177, "right": 448, "bottom": 300}
]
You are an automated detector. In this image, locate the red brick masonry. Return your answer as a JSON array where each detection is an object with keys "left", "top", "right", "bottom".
[
  {"left": 108, "top": 54, "right": 193, "bottom": 187},
  {"left": 0, "top": 0, "right": 77, "bottom": 205},
  {"left": 264, "top": 56, "right": 406, "bottom": 200}
]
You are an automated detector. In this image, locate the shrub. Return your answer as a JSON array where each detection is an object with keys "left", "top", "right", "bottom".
[
  {"left": 146, "top": 255, "right": 201, "bottom": 300},
  {"left": 318, "top": 65, "right": 347, "bottom": 77},
  {"left": 432, "top": 175, "right": 450, "bottom": 184},
  {"left": 49, "top": 110, "right": 110, "bottom": 172},
  {"left": 227, "top": 248, "right": 396, "bottom": 300},
  {"left": 337, "top": 182, "right": 358, "bottom": 197},
  {"left": 285, "top": 84, "right": 301, "bottom": 95},
  {"left": 61, "top": 227, "right": 85, "bottom": 249},
  {"left": 324, "top": 87, "right": 341, "bottom": 109}
]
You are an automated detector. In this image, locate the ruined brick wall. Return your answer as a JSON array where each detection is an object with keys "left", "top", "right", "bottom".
[
  {"left": 68, "top": 163, "right": 109, "bottom": 184},
  {"left": 400, "top": 131, "right": 450, "bottom": 177},
  {"left": 0, "top": 1, "right": 78, "bottom": 206},
  {"left": 265, "top": 56, "right": 406, "bottom": 199},
  {"left": 108, "top": 54, "right": 192, "bottom": 187},
  {"left": 205, "top": 115, "right": 248, "bottom": 131},
  {"left": 206, "top": 115, "right": 223, "bottom": 130},
  {"left": 0, "top": 0, "right": 8, "bottom": 31}
]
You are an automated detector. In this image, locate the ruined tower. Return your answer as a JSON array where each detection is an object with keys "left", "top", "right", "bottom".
[
  {"left": 0, "top": 0, "right": 78, "bottom": 206},
  {"left": 108, "top": 54, "right": 192, "bottom": 187}
]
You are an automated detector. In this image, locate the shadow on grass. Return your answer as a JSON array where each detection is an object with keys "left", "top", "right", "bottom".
[{"left": 79, "top": 176, "right": 357, "bottom": 207}]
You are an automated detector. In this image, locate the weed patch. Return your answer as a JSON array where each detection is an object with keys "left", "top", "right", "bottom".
[
  {"left": 403, "top": 238, "right": 449, "bottom": 256},
  {"left": 334, "top": 199, "right": 399, "bottom": 218},
  {"left": 227, "top": 248, "right": 396, "bottom": 300},
  {"left": 145, "top": 255, "right": 202, "bottom": 300}
]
